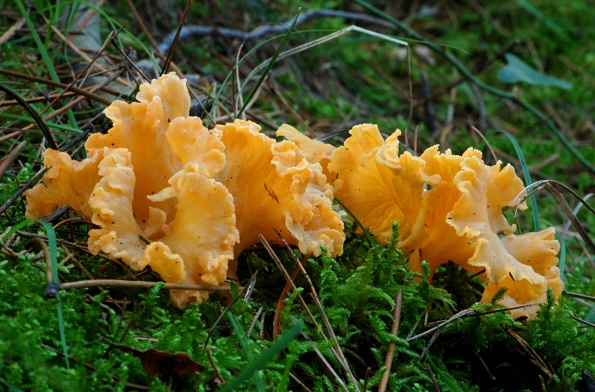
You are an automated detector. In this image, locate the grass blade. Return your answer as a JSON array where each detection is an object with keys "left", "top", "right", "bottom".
[
  {"left": 426, "top": 355, "right": 464, "bottom": 392},
  {"left": 236, "top": 9, "right": 300, "bottom": 117},
  {"left": 511, "top": 180, "right": 594, "bottom": 253},
  {"left": 220, "top": 321, "right": 303, "bottom": 392},
  {"left": 0, "top": 84, "right": 57, "bottom": 150},
  {"left": 0, "top": 377, "right": 23, "bottom": 392},
  {"left": 204, "top": 273, "right": 257, "bottom": 348},
  {"left": 160, "top": 0, "right": 191, "bottom": 74},
  {"left": 558, "top": 238, "right": 566, "bottom": 283},
  {"left": 227, "top": 313, "right": 265, "bottom": 391},
  {"left": 15, "top": 0, "right": 77, "bottom": 130},
  {"left": 3, "top": 219, "right": 70, "bottom": 369},
  {"left": 35, "top": 220, "right": 70, "bottom": 369}
]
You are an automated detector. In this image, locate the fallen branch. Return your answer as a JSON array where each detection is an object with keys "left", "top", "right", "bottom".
[{"left": 60, "top": 279, "right": 235, "bottom": 291}]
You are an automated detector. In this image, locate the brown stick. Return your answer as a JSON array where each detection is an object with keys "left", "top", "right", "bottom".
[
  {"left": 379, "top": 289, "right": 403, "bottom": 392},
  {"left": 60, "top": 279, "right": 235, "bottom": 291}
]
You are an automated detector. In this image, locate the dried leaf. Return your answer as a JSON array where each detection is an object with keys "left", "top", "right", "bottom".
[{"left": 102, "top": 337, "right": 205, "bottom": 380}]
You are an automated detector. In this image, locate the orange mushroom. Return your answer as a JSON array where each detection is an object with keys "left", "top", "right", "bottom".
[
  {"left": 25, "top": 148, "right": 104, "bottom": 220},
  {"left": 84, "top": 74, "right": 188, "bottom": 233},
  {"left": 325, "top": 124, "right": 562, "bottom": 318},
  {"left": 25, "top": 73, "right": 239, "bottom": 306},
  {"left": 480, "top": 227, "right": 562, "bottom": 318},
  {"left": 26, "top": 70, "right": 562, "bottom": 316},
  {"left": 26, "top": 73, "right": 344, "bottom": 307},
  {"left": 328, "top": 124, "right": 438, "bottom": 245},
  {"left": 277, "top": 124, "right": 336, "bottom": 183},
  {"left": 87, "top": 118, "right": 239, "bottom": 307},
  {"left": 399, "top": 146, "right": 483, "bottom": 276},
  {"left": 214, "top": 120, "right": 344, "bottom": 267}
]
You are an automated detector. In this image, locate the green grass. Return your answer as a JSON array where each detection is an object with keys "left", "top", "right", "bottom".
[{"left": 1, "top": 0, "right": 593, "bottom": 390}]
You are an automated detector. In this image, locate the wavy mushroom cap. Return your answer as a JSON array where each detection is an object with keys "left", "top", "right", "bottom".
[
  {"left": 25, "top": 71, "right": 563, "bottom": 316},
  {"left": 85, "top": 73, "right": 189, "bottom": 230},
  {"left": 328, "top": 124, "right": 437, "bottom": 245},
  {"left": 276, "top": 124, "right": 336, "bottom": 183},
  {"left": 89, "top": 123, "right": 238, "bottom": 307},
  {"left": 24, "top": 76, "right": 344, "bottom": 308},
  {"left": 88, "top": 148, "right": 164, "bottom": 270},
  {"left": 490, "top": 267, "right": 563, "bottom": 319},
  {"left": 136, "top": 72, "right": 191, "bottom": 125},
  {"left": 25, "top": 148, "right": 107, "bottom": 220},
  {"left": 480, "top": 227, "right": 562, "bottom": 317},
  {"left": 401, "top": 146, "right": 482, "bottom": 275},
  {"left": 448, "top": 155, "right": 537, "bottom": 286},
  {"left": 215, "top": 119, "right": 344, "bottom": 262},
  {"left": 146, "top": 171, "right": 238, "bottom": 307}
]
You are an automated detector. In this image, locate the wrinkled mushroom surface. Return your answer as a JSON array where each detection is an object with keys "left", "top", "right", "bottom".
[{"left": 26, "top": 73, "right": 344, "bottom": 307}]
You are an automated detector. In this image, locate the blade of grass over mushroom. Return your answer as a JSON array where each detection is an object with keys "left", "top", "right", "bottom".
[
  {"left": 355, "top": 0, "right": 595, "bottom": 174},
  {"left": 227, "top": 313, "right": 266, "bottom": 392},
  {"left": 219, "top": 321, "right": 303, "bottom": 392},
  {"left": 491, "top": 129, "right": 540, "bottom": 231},
  {"left": 513, "top": 181, "right": 595, "bottom": 253},
  {"left": 236, "top": 9, "right": 300, "bottom": 118},
  {"left": 558, "top": 238, "right": 567, "bottom": 283},
  {"left": 334, "top": 197, "right": 376, "bottom": 245},
  {"left": 14, "top": 0, "right": 77, "bottom": 130}
]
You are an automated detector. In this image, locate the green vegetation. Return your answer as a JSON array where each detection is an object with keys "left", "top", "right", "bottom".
[{"left": 1, "top": 0, "right": 593, "bottom": 390}]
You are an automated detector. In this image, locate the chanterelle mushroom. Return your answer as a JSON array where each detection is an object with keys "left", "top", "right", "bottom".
[
  {"left": 324, "top": 123, "right": 562, "bottom": 318},
  {"left": 26, "top": 73, "right": 344, "bottom": 307},
  {"left": 214, "top": 120, "right": 345, "bottom": 274}
]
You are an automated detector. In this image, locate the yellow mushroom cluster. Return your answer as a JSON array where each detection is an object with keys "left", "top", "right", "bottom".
[
  {"left": 26, "top": 73, "right": 344, "bottom": 307},
  {"left": 26, "top": 73, "right": 562, "bottom": 317},
  {"left": 280, "top": 123, "right": 562, "bottom": 318}
]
